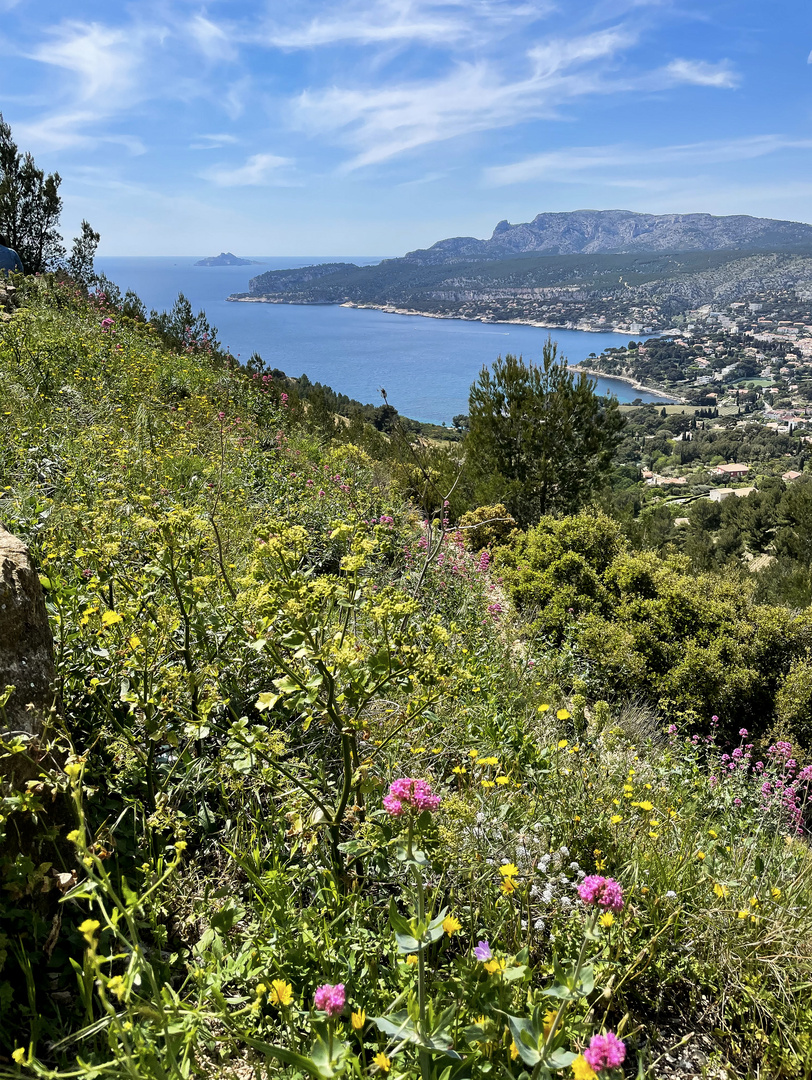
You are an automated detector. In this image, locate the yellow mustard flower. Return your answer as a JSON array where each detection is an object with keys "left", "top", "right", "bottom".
[
  {"left": 79, "top": 919, "right": 100, "bottom": 942},
  {"left": 12, "top": 1049, "right": 26, "bottom": 1066}
]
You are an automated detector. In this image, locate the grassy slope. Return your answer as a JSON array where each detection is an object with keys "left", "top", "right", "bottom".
[{"left": 1, "top": 279, "right": 812, "bottom": 1079}]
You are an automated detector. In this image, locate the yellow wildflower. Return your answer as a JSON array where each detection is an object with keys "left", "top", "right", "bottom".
[
  {"left": 373, "top": 1051, "right": 391, "bottom": 1072},
  {"left": 572, "top": 1054, "right": 598, "bottom": 1080},
  {"left": 599, "top": 913, "right": 614, "bottom": 928},
  {"left": 351, "top": 1009, "right": 366, "bottom": 1030},
  {"left": 484, "top": 958, "right": 506, "bottom": 975},
  {"left": 406, "top": 954, "right": 419, "bottom": 966},
  {"left": 495, "top": 775, "right": 510, "bottom": 785},
  {"left": 713, "top": 883, "right": 729, "bottom": 900},
  {"left": 737, "top": 910, "right": 749, "bottom": 919},
  {"left": 442, "top": 915, "right": 462, "bottom": 935},
  {"left": 268, "top": 980, "right": 293, "bottom": 1007},
  {"left": 452, "top": 765, "right": 467, "bottom": 775},
  {"left": 772, "top": 887, "right": 782, "bottom": 900},
  {"left": 499, "top": 863, "right": 519, "bottom": 877},
  {"left": 79, "top": 919, "right": 100, "bottom": 942},
  {"left": 469, "top": 749, "right": 478, "bottom": 758},
  {"left": 557, "top": 709, "right": 571, "bottom": 720},
  {"left": 12, "top": 1049, "right": 26, "bottom": 1065},
  {"left": 610, "top": 815, "right": 622, "bottom": 824},
  {"left": 558, "top": 738, "right": 569, "bottom": 749},
  {"left": 537, "top": 703, "right": 550, "bottom": 713},
  {"left": 481, "top": 779, "right": 495, "bottom": 788},
  {"left": 101, "top": 610, "right": 123, "bottom": 627},
  {"left": 510, "top": 1041, "right": 520, "bottom": 1060},
  {"left": 501, "top": 878, "right": 516, "bottom": 895},
  {"left": 696, "top": 851, "right": 706, "bottom": 860}
]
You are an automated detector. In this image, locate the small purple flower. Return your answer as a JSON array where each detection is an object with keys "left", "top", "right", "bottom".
[
  {"left": 474, "top": 940, "right": 492, "bottom": 962},
  {"left": 313, "top": 983, "right": 345, "bottom": 1018},
  {"left": 584, "top": 1031, "right": 626, "bottom": 1071},
  {"left": 739, "top": 728, "right": 748, "bottom": 737}
]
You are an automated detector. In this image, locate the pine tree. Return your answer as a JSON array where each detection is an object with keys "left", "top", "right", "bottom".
[{"left": 466, "top": 341, "right": 625, "bottom": 525}]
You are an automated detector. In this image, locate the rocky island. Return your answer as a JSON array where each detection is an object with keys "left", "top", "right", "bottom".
[{"left": 196, "top": 251, "right": 261, "bottom": 266}]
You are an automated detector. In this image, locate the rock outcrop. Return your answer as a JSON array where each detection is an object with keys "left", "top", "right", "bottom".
[{"left": 0, "top": 524, "right": 56, "bottom": 784}]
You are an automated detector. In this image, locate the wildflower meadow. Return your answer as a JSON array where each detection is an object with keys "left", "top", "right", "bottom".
[{"left": 2, "top": 274, "right": 812, "bottom": 1080}]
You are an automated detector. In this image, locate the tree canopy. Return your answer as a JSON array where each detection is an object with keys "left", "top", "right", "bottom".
[{"left": 466, "top": 342, "right": 625, "bottom": 525}]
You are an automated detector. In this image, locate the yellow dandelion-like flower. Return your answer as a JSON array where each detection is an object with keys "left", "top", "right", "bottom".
[
  {"left": 610, "top": 814, "right": 622, "bottom": 824},
  {"left": 469, "top": 749, "right": 478, "bottom": 758},
  {"left": 268, "top": 980, "right": 293, "bottom": 1007},
  {"left": 557, "top": 709, "right": 571, "bottom": 720},
  {"left": 696, "top": 851, "right": 706, "bottom": 861},
  {"left": 351, "top": 1009, "right": 366, "bottom": 1030},
  {"left": 737, "top": 910, "right": 749, "bottom": 919},
  {"left": 572, "top": 1054, "right": 598, "bottom": 1080},
  {"left": 442, "top": 915, "right": 462, "bottom": 935},
  {"left": 101, "top": 610, "right": 123, "bottom": 627},
  {"left": 558, "top": 738, "right": 569, "bottom": 748},
  {"left": 771, "top": 887, "right": 782, "bottom": 899},
  {"left": 537, "top": 704, "right": 550, "bottom": 713},
  {"left": 501, "top": 878, "right": 516, "bottom": 896},
  {"left": 599, "top": 913, "right": 614, "bottom": 928},
  {"left": 373, "top": 1051, "right": 391, "bottom": 1072},
  {"left": 495, "top": 775, "right": 510, "bottom": 785},
  {"left": 708, "top": 829, "right": 718, "bottom": 839},
  {"left": 406, "top": 954, "right": 419, "bottom": 966},
  {"left": 452, "top": 765, "right": 467, "bottom": 775},
  {"left": 499, "top": 863, "right": 519, "bottom": 877},
  {"left": 713, "top": 883, "right": 729, "bottom": 899}
]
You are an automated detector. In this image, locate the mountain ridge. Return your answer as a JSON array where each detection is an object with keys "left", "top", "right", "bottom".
[{"left": 400, "top": 210, "right": 812, "bottom": 264}]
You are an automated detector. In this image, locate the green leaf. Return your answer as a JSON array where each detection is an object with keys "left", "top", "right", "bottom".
[
  {"left": 547, "top": 1049, "right": 577, "bottom": 1069},
  {"left": 255, "top": 692, "right": 280, "bottom": 712},
  {"left": 505, "top": 1016, "right": 541, "bottom": 1067}
]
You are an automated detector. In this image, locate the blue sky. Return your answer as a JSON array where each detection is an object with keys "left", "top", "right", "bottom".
[{"left": 1, "top": 0, "right": 810, "bottom": 255}]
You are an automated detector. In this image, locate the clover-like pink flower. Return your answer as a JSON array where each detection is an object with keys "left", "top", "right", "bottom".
[
  {"left": 584, "top": 1031, "right": 625, "bottom": 1071},
  {"left": 313, "top": 983, "right": 345, "bottom": 1018},
  {"left": 383, "top": 778, "right": 441, "bottom": 816},
  {"left": 578, "top": 875, "right": 624, "bottom": 912}
]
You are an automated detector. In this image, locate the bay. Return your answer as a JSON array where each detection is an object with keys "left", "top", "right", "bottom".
[{"left": 96, "top": 255, "right": 669, "bottom": 425}]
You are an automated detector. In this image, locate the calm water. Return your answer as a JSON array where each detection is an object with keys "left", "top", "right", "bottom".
[{"left": 96, "top": 255, "right": 668, "bottom": 425}]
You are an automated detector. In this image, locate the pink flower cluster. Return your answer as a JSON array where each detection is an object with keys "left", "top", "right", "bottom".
[
  {"left": 584, "top": 1031, "right": 626, "bottom": 1071},
  {"left": 313, "top": 983, "right": 345, "bottom": 1018},
  {"left": 578, "top": 875, "right": 624, "bottom": 912},
  {"left": 383, "top": 778, "right": 441, "bottom": 816}
]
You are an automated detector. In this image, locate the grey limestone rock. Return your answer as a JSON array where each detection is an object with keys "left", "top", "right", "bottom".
[{"left": 0, "top": 523, "right": 56, "bottom": 781}]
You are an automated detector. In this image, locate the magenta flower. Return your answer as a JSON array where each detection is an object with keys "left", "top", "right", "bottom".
[
  {"left": 578, "top": 875, "right": 624, "bottom": 912},
  {"left": 383, "top": 778, "right": 441, "bottom": 816},
  {"left": 584, "top": 1032, "right": 626, "bottom": 1071},
  {"left": 313, "top": 983, "right": 345, "bottom": 1018},
  {"left": 474, "top": 940, "right": 492, "bottom": 961},
  {"left": 739, "top": 728, "right": 748, "bottom": 737}
]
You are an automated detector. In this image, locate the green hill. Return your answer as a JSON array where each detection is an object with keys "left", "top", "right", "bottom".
[{"left": 3, "top": 275, "right": 812, "bottom": 1079}]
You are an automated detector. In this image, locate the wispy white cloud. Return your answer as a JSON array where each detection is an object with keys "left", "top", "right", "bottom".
[
  {"left": 266, "top": 0, "right": 551, "bottom": 50},
  {"left": 202, "top": 152, "right": 293, "bottom": 186},
  {"left": 27, "top": 21, "right": 147, "bottom": 105},
  {"left": 190, "top": 133, "right": 240, "bottom": 151},
  {"left": 188, "top": 13, "right": 237, "bottom": 62},
  {"left": 293, "top": 28, "right": 636, "bottom": 169},
  {"left": 485, "top": 135, "right": 812, "bottom": 186},
  {"left": 664, "top": 57, "right": 739, "bottom": 88}
]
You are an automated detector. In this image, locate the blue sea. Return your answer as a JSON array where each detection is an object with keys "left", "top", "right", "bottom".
[{"left": 96, "top": 255, "right": 668, "bottom": 425}]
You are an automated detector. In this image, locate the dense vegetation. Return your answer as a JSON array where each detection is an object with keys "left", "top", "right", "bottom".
[{"left": 3, "top": 270, "right": 812, "bottom": 1080}]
